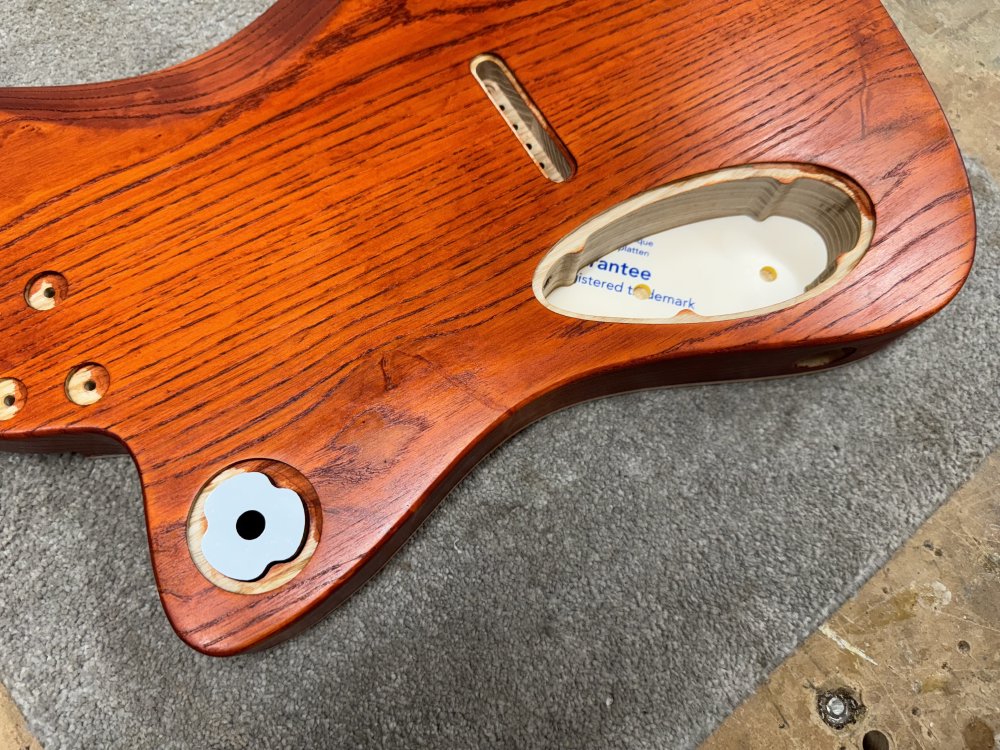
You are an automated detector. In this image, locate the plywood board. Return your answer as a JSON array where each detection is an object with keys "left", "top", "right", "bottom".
[{"left": 705, "top": 451, "right": 1000, "bottom": 749}]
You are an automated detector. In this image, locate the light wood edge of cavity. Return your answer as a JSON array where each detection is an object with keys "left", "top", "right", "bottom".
[
  {"left": 531, "top": 163, "right": 875, "bottom": 325},
  {"left": 0, "top": 379, "right": 26, "bottom": 421},
  {"left": 186, "top": 460, "right": 322, "bottom": 595}
]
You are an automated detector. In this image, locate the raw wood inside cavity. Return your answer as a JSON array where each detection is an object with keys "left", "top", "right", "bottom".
[{"left": 540, "top": 168, "right": 869, "bottom": 303}]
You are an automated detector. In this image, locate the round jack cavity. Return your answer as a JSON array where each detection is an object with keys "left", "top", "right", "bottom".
[
  {"left": 201, "top": 472, "right": 305, "bottom": 581},
  {"left": 187, "top": 460, "right": 321, "bottom": 594}
]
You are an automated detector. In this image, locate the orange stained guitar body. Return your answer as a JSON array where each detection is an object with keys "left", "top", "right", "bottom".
[{"left": 0, "top": 0, "right": 974, "bottom": 654}]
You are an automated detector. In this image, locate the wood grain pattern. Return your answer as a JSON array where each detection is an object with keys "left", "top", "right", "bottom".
[{"left": 0, "top": 0, "right": 974, "bottom": 654}]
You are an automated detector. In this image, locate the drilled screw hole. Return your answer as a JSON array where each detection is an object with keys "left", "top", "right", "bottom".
[
  {"left": 0, "top": 378, "right": 25, "bottom": 420},
  {"left": 25, "top": 272, "right": 68, "bottom": 311},
  {"left": 862, "top": 730, "right": 891, "bottom": 750},
  {"left": 236, "top": 510, "right": 266, "bottom": 541},
  {"left": 66, "top": 364, "right": 109, "bottom": 406}
]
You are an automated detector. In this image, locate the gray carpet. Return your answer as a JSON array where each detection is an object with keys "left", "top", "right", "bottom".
[{"left": 1, "top": 3, "right": 998, "bottom": 749}]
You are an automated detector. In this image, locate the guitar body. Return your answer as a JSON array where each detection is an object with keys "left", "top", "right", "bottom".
[{"left": 0, "top": 0, "right": 974, "bottom": 654}]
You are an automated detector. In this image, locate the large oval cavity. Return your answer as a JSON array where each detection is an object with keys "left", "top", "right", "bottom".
[{"left": 535, "top": 164, "right": 874, "bottom": 324}]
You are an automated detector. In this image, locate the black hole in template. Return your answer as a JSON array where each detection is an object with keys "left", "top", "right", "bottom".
[
  {"left": 43, "top": 287, "right": 56, "bottom": 299},
  {"left": 83, "top": 380, "right": 97, "bottom": 391},
  {"left": 236, "top": 510, "right": 266, "bottom": 541},
  {"left": 3, "top": 395, "right": 14, "bottom": 407}
]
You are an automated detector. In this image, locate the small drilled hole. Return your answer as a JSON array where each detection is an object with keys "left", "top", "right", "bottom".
[
  {"left": 513, "top": 123, "right": 519, "bottom": 130},
  {"left": 958, "top": 640, "right": 970, "bottom": 653},
  {"left": 499, "top": 104, "right": 506, "bottom": 111},
  {"left": 236, "top": 510, "right": 266, "bottom": 541},
  {"left": 540, "top": 163, "right": 547, "bottom": 169},
  {"left": 25, "top": 272, "right": 68, "bottom": 311},
  {"left": 66, "top": 364, "right": 109, "bottom": 406},
  {"left": 862, "top": 730, "right": 891, "bottom": 750},
  {"left": 0, "top": 378, "right": 25, "bottom": 420},
  {"left": 526, "top": 143, "right": 533, "bottom": 150}
]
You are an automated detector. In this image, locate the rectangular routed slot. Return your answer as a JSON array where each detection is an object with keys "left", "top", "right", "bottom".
[{"left": 471, "top": 54, "right": 575, "bottom": 183}]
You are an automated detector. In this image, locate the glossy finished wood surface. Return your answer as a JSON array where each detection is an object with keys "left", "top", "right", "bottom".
[{"left": 0, "top": 0, "right": 974, "bottom": 654}]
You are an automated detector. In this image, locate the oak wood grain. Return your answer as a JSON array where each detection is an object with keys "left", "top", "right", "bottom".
[{"left": 0, "top": 0, "right": 974, "bottom": 654}]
